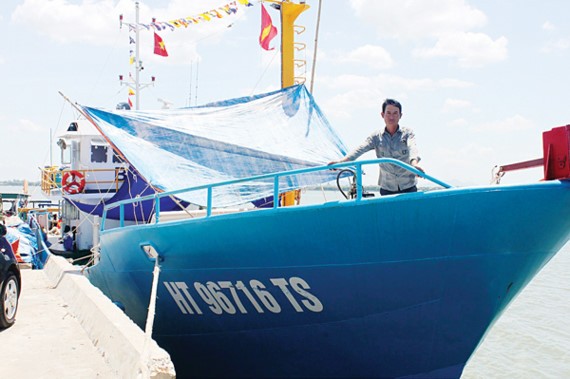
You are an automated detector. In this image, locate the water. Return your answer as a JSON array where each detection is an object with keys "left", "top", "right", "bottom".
[{"left": 463, "top": 242, "right": 570, "bottom": 378}]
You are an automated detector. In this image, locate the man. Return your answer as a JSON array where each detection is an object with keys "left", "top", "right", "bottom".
[{"left": 329, "top": 98, "right": 423, "bottom": 195}]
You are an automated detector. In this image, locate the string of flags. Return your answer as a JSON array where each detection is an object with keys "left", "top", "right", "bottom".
[
  {"left": 123, "top": 0, "right": 279, "bottom": 106},
  {"left": 123, "top": 0, "right": 253, "bottom": 34}
]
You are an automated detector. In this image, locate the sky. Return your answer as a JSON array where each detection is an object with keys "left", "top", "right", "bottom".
[{"left": 1, "top": 0, "right": 569, "bottom": 188}]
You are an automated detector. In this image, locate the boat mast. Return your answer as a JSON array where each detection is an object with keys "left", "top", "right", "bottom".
[
  {"left": 279, "top": 1, "right": 310, "bottom": 88},
  {"left": 275, "top": 0, "right": 309, "bottom": 206},
  {"left": 119, "top": 1, "right": 155, "bottom": 110},
  {"left": 135, "top": 1, "right": 141, "bottom": 110}
]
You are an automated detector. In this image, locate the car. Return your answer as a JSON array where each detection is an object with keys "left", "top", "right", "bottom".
[{"left": 0, "top": 223, "right": 21, "bottom": 329}]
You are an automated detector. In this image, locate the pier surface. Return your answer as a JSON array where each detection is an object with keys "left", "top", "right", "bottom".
[{"left": 0, "top": 255, "right": 175, "bottom": 378}]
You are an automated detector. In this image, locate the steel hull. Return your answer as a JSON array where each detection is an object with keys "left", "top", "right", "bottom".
[{"left": 87, "top": 181, "right": 570, "bottom": 377}]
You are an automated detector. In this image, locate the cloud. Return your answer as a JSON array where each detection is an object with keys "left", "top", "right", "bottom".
[
  {"left": 339, "top": 45, "right": 394, "bottom": 70},
  {"left": 9, "top": 119, "right": 43, "bottom": 132},
  {"left": 349, "top": 0, "right": 506, "bottom": 68},
  {"left": 542, "top": 21, "right": 555, "bottom": 31},
  {"left": 10, "top": 0, "right": 239, "bottom": 63},
  {"left": 320, "top": 73, "right": 474, "bottom": 92},
  {"left": 447, "top": 118, "right": 468, "bottom": 128},
  {"left": 12, "top": 0, "right": 123, "bottom": 45},
  {"left": 473, "top": 114, "right": 534, "bottom": 133},
  {"left": 413, "top": 32, "right": 508, "bottom": 67},
  {"left": 541, "top": 38, "right": 570, "bottom": 53},
  {"left": 349, "top": 0, "right": 487, "bottom": 39},
  {"left": 322, "top": 88, "right": 382, "bottom": 118},
  {"left": 318, "top": 73, "right": 474, "bottom": 119},
  {"left": 442, "top": 98, "right": 472, "bottom": 113}
]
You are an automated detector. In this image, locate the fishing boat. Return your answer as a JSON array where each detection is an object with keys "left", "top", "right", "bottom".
[{"left": 63, "top": 1, "right": 570, "bottom": 377}]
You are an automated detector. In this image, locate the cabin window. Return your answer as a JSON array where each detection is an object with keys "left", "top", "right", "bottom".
[
  {"left": 58, "top": 139, "right": 71, "bottom": 164},
  {"left": 91, "top": 144, "right": 108, "bottom": 163}
]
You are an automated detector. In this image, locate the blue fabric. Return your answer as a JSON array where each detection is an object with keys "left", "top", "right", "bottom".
[
  {"left": 79, "top": 85, "right": 347, "bottom": 207},
  {"left": 68, "top": 169, "right": 187, "bottom": 221}
]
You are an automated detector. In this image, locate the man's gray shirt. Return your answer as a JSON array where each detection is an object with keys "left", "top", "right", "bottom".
[{"left": 344, "top": 126, "right": 420, "bottom": 192}]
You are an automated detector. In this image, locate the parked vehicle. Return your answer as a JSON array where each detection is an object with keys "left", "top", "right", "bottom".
[{"left": 0, "top": 223, "right": 21, "bottom": 328}]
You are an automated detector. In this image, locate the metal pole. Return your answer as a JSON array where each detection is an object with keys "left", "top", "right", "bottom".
[
  {"left": 309, "top": 0, "right": 322, "bottom": 94},
  {"left": 135, "top": 1, "right": 140, "bottom": 110}
]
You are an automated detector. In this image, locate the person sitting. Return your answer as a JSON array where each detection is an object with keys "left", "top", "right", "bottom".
[{"left": 49, "top": 214, "right": 61, "bottom": 235}]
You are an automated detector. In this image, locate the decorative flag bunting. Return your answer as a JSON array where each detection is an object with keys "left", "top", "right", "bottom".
[
  {"left": 259, "top": 4, "right": 277, "bottom": 51},
  {"left": 123, "top": 0, "right": 250, "bottom": 32},
  {"left": 154, "top": 33, "right": 168, "bottom": 57},
  {"left": 123, "top": 0, "right": 257, "bottom": 65}
]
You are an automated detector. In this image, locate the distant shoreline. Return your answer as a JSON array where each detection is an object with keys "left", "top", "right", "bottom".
[{"left": 0, "top": 180, "right": 40, "bottom": 186}]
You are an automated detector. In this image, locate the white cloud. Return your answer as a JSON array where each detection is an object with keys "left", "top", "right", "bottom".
[
  {"left": 339, "top": 45, "right": 394, "bottom": 70},
  {"left": 12, "top": 0, "right": 123, "bottom": 45},
  {"left": 447, "top": 118, "right": 468, "bottom": 128},
  {"left": 10, "top": 0, "right": 239, "bottom": 64},
  {"left": 320, "top": 73, "right": 474, "bottom": 92},
  {"left": 12, "top": 119, "right": 43, "bottom": 132},
  {"left": 442, "top": 98, "right": 471, "bottom": 113},
  {"left": 349, "top": 0, "right": 487, "bottom": 39},
  {"left": 414, "top": 32, "right": 508, "bottom": 68},
  {"left": 473, "top": 114, "right": 534, "bottom": 133},
  {"left": 318, "top": 73, "right": 474, "bottom": 119},
  {"left": 541, "top": 38, "right": 570, "bottom": 53},
  {"left": 348, "top": 0, "right": 506, "bottom": 68},
  {"left": 542, "top": 21, "right": 555, "bottom": 31},
  {"left": 321, "top": 88, "right": 382, "bottom": 118}
]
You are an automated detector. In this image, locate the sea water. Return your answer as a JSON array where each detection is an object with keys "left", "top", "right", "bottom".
[{"left": 463, "top": 241, "right": 570, "bottom": 378}]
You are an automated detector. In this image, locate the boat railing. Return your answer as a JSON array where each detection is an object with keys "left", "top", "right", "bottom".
[
  {"left": 40, "top": 166, "right": 126, "bottom": 195},
  {"left": 101, "top": 158, "right": 452, "bottom": 231}
]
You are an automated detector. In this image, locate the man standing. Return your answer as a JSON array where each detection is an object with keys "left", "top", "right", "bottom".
[{"left": 329, "top": 99, "right": 423, "bottom": 195}]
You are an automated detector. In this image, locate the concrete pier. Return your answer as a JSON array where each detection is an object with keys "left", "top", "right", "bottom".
[{"left": 0, "top": 255, "right": 176, "bottom": 378}]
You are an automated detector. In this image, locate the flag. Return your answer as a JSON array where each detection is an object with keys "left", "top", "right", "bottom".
[
  {"left": 154, "top": 32, "right": 169, "bottom": 57},
  {"left": 128, "top": 88, "right": 135, "bottom": 96},
  {"left": 128, "top": 97, "right": 133, "bottom": 109},
  {"left": 259, "top": 4, "right": 277, "bottom": 51}
]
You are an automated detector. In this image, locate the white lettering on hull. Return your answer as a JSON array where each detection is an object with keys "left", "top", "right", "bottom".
[{"left": 163, "top": 277, "right": 323, "bottom": 315}]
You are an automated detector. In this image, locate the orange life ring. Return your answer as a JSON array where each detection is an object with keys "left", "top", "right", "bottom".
[{"left": 62, "top": 170, "right": 86, "bottom": 194}]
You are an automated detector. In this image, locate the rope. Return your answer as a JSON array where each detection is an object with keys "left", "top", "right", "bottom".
[{"left": 139, "top": 255, "right": 161, "bottom": 377}]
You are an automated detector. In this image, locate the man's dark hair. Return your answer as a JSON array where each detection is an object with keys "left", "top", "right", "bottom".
[{"left": 382, "top": 98, "right": 402, "bottom": 113}]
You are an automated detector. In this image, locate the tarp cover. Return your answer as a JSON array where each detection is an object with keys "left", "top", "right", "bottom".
[{"left": 79, "top": 85, "right": 347, "bottom": 207}]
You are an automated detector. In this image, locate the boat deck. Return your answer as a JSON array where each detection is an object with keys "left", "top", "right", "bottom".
[{"left": 0, "top": 256, "right": 175, "bottom": 378}]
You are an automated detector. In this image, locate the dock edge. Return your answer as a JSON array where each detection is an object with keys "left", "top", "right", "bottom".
[{"left": 43, "top": 254, "right": 176, "bottom": 378}]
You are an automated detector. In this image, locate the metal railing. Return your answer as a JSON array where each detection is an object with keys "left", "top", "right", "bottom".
[
  {"left": 40, "top": 166, "right": 126, "bottom": 195},
  {"left": 101, "top": 158, "right": 453, "bottom": 230}
]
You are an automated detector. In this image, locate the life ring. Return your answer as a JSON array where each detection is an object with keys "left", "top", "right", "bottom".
[{"left": 62, "top": 170, "right": 85, "bottom": 194}]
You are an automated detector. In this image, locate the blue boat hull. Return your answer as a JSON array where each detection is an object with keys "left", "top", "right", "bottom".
[{"left": 87, "top": 181, "right": 570, "bottom": 377}]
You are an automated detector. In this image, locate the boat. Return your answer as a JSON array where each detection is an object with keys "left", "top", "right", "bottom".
[
  {"left": 57, "top": 1, "right": 570, "bottom": 377},
  {"left": 1, "top": 189, "right": 51, "bottom": 269}
]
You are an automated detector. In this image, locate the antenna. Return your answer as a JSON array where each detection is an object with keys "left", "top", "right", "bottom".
[
  {"left": 118, "top": 1, "right": 155, "bottom": 110},
  {"left": 188, "top": 61, "right": 193, "bottom": 107},
  {"left": 194, "top": 61, "right": 199, "bottom": 106}
]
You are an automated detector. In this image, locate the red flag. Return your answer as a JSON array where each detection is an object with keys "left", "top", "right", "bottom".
[
  {"left": 259, "top": 4, "right": 277, "bottom": 51},
  {"left": 154, "top": 32, "right": 168, "bottom": 57}
]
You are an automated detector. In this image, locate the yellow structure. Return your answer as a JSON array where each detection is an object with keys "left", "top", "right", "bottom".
[{"left": 273, "top": 0, "right": 309, "bottom": 206}]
